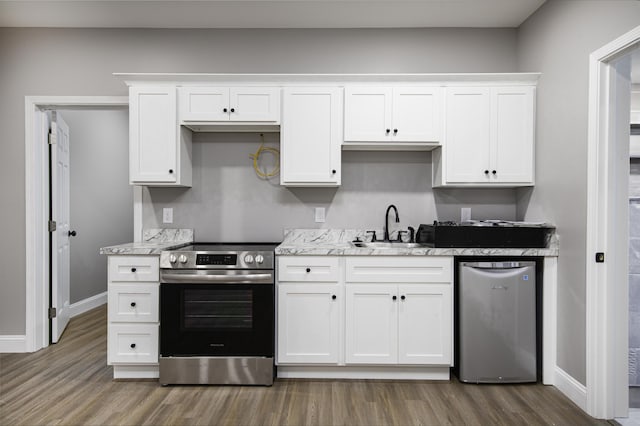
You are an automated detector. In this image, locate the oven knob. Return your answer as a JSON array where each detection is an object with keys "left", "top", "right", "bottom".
[
  {"left": 244, "top": 254, "right": 255, "bottom": 264},
  {"left": 255, "top": 254, "right": 264, "bottom": 264},
  {"left": 178, "top": 254, "right": 188, "bottom": 264},
  {"left": 169, "top": 254, "right": 177, "bottom": 264}
]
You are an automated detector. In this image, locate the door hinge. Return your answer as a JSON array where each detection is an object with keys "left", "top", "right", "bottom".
[
  {"left": 595, "top": 252, "right": 605, "bottom": 263},
  {"left": 48, "top": 307, "right": 57, "bottom": 319},
  {"left": 48, "top": 131, "right": 55, "bottom": 145},
  {"left": 48, "top": 220, "right": 57, "bottom": 232}
]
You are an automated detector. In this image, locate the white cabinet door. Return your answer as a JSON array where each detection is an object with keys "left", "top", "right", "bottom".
[
  {"left": 129, "top": 86, "right": 178, "bottom": 184},
  {"left": 398, "top": 284, "right": 452, "bottom": 365},
  {"left": 179, "top": 87, "right": 229, "bottom": 121},
  {"left": 344, "top": 87, "right": 392, "bottom": 142},
  {"left": 280, "top": 87, "right": 342, "bottom": 186},
  {"left": 230, "top": 87, "right": 280, "bottom": 122},
  {"left": 277, "top": 284, "right": 341, "bottom": 364},
  {"left": 345, "top": 285, "right": 397, "bottom": 364},
  {"left": 444, "top": 87, "right": 491, "bottom": 183},
  {"left": 491, "top": 86, "right": 535, "bottom": 184},
  {"left": 392, "top": 87, "right": 441, "bottom": 142}
]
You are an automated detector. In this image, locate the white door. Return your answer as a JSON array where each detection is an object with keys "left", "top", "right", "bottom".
[
  {"left": 344, "top": 87, "right": 393, "bottom": 142},
  {"left": 230, "top": 87, "right": 280, "bottom": 122},
  {"left": 50, "top": 111, "right": 72, "bottom": 343},
  {"left": 392, "top": 87, "right": 442, "bottom": 142},
  {"left": 277, "top": 284, "right": 341, "bottom": 364},
  {"left": 178, "top": 87, "right": 229, "bottom": 122},
  {"left": 280, "top": 87, "right": 342, "bottom": 185},
  {"left": 398, "top": 284, "right": 452, "bottom": 365},
  {"left": 444, "top": 87, "right": 491, "bottom": 183},
  {"left": 490, "top": 86, "right": 535, "bottom": 184},
  {"left": 345, "top": 284, "right": 397, "bottom": 364}
]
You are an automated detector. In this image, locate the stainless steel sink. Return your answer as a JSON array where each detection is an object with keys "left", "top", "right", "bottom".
[{"left": 350, "top": 241, "right": 429, "bottom": 249}]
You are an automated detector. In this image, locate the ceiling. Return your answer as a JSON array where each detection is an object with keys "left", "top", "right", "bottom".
[{"left": 0, "top": 0, "right": 546, "bottom": 29}]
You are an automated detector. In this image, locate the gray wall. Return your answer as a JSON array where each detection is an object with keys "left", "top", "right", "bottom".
[
  {"left": 142, "top": 133, "right": 517, "bottom": 241},
  {"left": 0, "top": 27, "right": 518, "bottom": 335},
  {"left": 516, "top": 0, "right": 640, "bottom": 385},
  {"left": 58, "top": 108, "right": 132, "bottom": 304}
]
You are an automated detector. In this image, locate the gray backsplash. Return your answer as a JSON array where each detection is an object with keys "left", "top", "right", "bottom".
[{"left": 142, "top": 132, "right": 517, "bottom": 242}]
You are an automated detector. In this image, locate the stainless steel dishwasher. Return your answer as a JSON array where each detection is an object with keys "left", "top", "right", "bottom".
[{"left": 458, "top": 261, "right": 537, "bottom": 383}]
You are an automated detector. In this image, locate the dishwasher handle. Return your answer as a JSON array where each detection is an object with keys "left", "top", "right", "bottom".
[{"left": 461, "top": 261, "right": 535, "bottom": 270}]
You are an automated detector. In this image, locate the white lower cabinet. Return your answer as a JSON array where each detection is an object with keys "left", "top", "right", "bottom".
[
  {"left": 107, "top": 255, "right": 160, "bottom": 379},
  {"left": 276, "top": 255, "right": 453, "bottom": 379},
  {"left": 277, "top": 283, "right": 341, "bottom": 364},
  {"left": 345, "top": 283, "right": 452, "bottom": 366}
]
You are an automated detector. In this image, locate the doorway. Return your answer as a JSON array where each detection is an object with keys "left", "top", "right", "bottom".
[
  {"left": 25, "top": 96, "right": 129, "bottom": 352},
  {"left": 585, "top": 25, "right": 640, "bottom": 420}
]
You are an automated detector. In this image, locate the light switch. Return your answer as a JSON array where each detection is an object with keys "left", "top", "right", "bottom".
[
  {"left": 461, "top": 208, "right": 471, "bottom": 223},
  {"left": 315, "top": 207, "right": 326, "bottom": 223},
  {"left": 163, "top": 208, "right": 173, "bottom": 224}
]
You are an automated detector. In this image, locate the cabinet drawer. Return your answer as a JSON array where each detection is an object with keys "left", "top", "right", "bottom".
[
  {"left": 345, "top": 256, "right": 452, "bottom": 283},
  {"left": 107, "top": 324, "right": 158, "bottom": 365},
  {"left": 108, "top": 256, "right": 159, "bottom": 282},
  {"left": 277, "top": 256, "right": 340, "bottom": 282},
  {"left": 108, "top": 283, "right": 159, "bottom": 323}
]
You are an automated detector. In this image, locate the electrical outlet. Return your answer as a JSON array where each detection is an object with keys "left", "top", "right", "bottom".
[
  {"left": 461, "top": 207, "right": 471, "bottom": 223},
  {"left": 315, "top": 207, "right": 326, "bottom": 223},
  {"left": 163, "top": 208, "right": 173, "bottom": 224}
]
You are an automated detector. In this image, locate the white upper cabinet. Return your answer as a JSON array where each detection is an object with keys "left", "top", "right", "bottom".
[
  {"left": 433, "top": 85, "right": 535, "bottom": 187},
  {"left": 280, "top": 87, "right": 343, "bottom": 187},
  {"left": 129, "top": 86, "right": 192, "bottom": 187},
  {"left": 344, "top": 86, "right": 441, "bottom": 148},
  {"left": 178, "top": 87, "right": 280, "bottom": 123}
]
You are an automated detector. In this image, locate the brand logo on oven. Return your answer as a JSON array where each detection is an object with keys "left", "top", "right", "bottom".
[{"left": 209, "top": 343, "right": 225, "bottom": 347}]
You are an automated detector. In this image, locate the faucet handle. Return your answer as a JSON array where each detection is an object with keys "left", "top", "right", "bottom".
[
  {"left": 366, "top": 230, "right": 378, "bottom": 242},
  {"left": 407, "top": 226, "right": 415, "bottom": 243},
  {"left": 396, "top": 230, "right": 408, "bottom": 242}
]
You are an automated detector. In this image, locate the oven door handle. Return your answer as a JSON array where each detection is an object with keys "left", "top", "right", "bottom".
[{"left": 161, "top": 273, "right": 274, "bottom": 284}]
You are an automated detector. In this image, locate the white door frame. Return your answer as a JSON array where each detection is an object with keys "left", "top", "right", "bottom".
[
  {"left": 586, "top": 25, "right": 640, "bottom": 419},
  {"left": 24, "top": 96, "right": 133, "bottom": 352}
]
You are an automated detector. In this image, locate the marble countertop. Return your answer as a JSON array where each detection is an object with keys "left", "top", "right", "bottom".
[
  {"left": 275, "top": 229, "right": 559, "bottom": 257},
  {"left": 100, "top": 228, "right": 194, "bottom": 255}
]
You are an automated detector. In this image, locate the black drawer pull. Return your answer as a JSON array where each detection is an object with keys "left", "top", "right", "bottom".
[
  {"left": 131, "top": 267, "right": 137, "bottom": 273},
  {"left": 130, "top": 343, "right": 136, "bottom": 349},
  {"left": 130, "top": 302, "right": 136, "bottom": 308},
  {"left": 332, "top": 295, "right": 337, "bottom": 300},
  {"left": 306, "top": 268, "right": 311, "bottom": 273}
]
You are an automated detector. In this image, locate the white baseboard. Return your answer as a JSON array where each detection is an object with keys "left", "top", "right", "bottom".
[
  {"left": 554, "top": 366, "right": 587, "bottom": 412},
  {"left": 69, "top": 291, "right": 107, "bottom": 318},
  {"left": 0, "top": 335, "right": 27, "bottom": 353}
]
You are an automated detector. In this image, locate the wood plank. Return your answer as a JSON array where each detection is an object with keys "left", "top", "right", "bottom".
[{"left": 0, "top": 306, "right": 607, "bottom": 425}]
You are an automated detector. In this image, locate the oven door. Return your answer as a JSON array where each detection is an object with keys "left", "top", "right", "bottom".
[{"left": 160, "top": 270, "right": 274, "bottom": 357}]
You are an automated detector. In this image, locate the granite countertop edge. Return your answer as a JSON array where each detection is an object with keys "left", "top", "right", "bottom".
[
  {"left": 274, "top": 245, "right": 558, "bottom": 257},
  {"left": 99, "top": 228, "right": 194, "bottom": 255}
]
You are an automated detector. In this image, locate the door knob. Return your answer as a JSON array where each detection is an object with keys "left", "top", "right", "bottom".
[{"left": 68, "top": 230, "right": 77, "bottom": 237}]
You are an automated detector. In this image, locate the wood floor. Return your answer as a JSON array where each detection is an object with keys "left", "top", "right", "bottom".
[{"left": 0, "top": 306, "right": 610, "bottom": 426}]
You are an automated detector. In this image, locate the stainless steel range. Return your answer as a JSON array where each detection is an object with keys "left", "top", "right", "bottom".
[{"left": 159, "top": 243, "right": 278, "bottom": 386}]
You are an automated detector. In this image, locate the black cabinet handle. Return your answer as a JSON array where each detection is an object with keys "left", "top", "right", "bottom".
[
  {"left": 492, "top": 170, "right": 497, "bottom": 175},
  {"left": 332, "top": 295, "right": 337, "bottom": 300},
  {"left": 393, "top": 129, "right": 398, "bottom": 134},
  {"left": 131, "top": 267, "right": 137, "bottom": 273},
  {"left": 386, "top": 129, "right": 390, "bottom": 134},
  {"left": 223, "top": 108, "right": 228, "bottom": 113},
  {"left": 130, "top": 302, "right": 136, "bottom": 307},
  {"left": 306, "top": 268, "right": 311, "bottom": 273},
  {"left": 169, "top": 169, "right": 174, "bottom": 174},
  {"left": 230, "top": 108, "right": 235, "bottom": 113},
  {"left": 332, "top": 169, "right": 336, "bottom": 174},
  {"left": 392, "top": 295, "right": 397, "bottom": 301},
  {"left": 484, "top": 170, "right": 489, "bottom": 175},
  {"left": 68, "top": 230, "right": 77, "bottom": 237},
  {"left": 130, "top": 343, "right": 136, "bottom": 349},
  {"left": 401, "top": 295, "right": 406, "bottom": 301}
]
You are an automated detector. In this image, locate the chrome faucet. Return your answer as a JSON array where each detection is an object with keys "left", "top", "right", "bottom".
[{"left": 384, "top": 204, "right": 400, "bottom": 242}]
